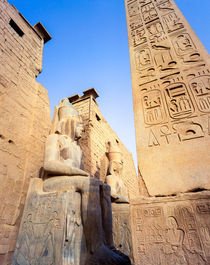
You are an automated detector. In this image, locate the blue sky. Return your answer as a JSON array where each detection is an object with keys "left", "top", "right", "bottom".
[{"left": 10, "top": 0, "right": 210, "bottom": 168}]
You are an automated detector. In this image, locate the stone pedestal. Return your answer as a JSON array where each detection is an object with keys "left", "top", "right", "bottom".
[
  {"left": 12, "top": 177, "right": 87, "bottom": 265},
  {"left": 13, "top": 177, "right": 131, "bottom": 265},
  {"left": 112, "top": 203, "right": 134, "bottom": 264},
  {"left": 130, "top": 192, "right": 210, "bottom": 265}
]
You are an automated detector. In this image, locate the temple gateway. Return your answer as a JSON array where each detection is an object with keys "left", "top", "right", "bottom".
[{"left": 0, "top": 0, "right": 209, "bottom": 264}]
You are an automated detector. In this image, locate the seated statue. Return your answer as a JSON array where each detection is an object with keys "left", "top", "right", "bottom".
[
  {"left": 105, "top": 142, "right": 129, "bottom": 203},
  {"left": 43, "top": 98, "right": 89, "bottom": 177},
  {"left": 41, "top": 99, "right": 131, "bottom": 265}
]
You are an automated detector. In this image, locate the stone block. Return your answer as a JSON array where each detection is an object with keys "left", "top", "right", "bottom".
[{"left": 130, "top": 192, "right": 210, "bottom": 265}]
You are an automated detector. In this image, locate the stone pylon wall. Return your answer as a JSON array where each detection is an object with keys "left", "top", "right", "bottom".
[
  {"left": 125, "top": 0, "right": 210, "bottom": 196},
  {"left": 0, "top": 1, "right": 51, "bottom": 264},
  {"left": 69, "top": 90, "right": 140, "bottom": 199}
]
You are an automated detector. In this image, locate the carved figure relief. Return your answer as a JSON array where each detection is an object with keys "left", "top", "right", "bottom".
[
  {"left": 164, "top": 83, "right": 194, "bottom": 119},
  {"left": 142, "top": 90, "right": 166, "bottom": 125},
  {"left": 131, "top": 198, "right": 210, "bottom": 265},
  {"left": 189, "top": 76, "right": 210, "bottom": 113},
  {"left": 127, "top": 0, "right": 140, "bottom": 17},
  {"left": 146, "top": 20, "right": 166, "bottom": 43},
  {"left": 112, "top": 213, "right": 133, "bottom": 260},
  {"left": 177, "top": 207, "right": 207, "bottom": 263},
  {"left": 14, "top": 196, "right": 63, "bottom": 265},
  {"left": 173, "top": 33, "right": 203, "bottom": 64},
  {"left": 162, "top": 12, "right": 184, "bottom": 33},
  {"left": 141, "top": 3, "right": 158, "bottom": 24}
]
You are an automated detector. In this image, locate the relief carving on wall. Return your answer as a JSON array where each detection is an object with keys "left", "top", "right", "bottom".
[
  {"left": 164, "top": 82, "right": 194, "bottom": 119},
  {"left": 131, "top": 198, "right": 210, "bottom": 265},
  {"left": 142, "top": 90, "right": 166, "bottom": 125},
  {"left": 189, "top": 76, "right": 210, "bottom": 113}
]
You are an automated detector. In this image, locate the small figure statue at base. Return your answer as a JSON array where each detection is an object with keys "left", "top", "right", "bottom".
[{"left": 105, "top": 142, "right": 129, "bottom": 203}]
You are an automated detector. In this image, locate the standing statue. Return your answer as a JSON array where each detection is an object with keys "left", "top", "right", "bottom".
[
  {"left": 105, "top": 142, "right": 129, "bottom": 203},
  {"left": 13, "top": 99, "right": 131, "bottom": 265}
]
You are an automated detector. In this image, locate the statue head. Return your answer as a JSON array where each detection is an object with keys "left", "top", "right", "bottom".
[
  {"left": 107, "top": 142, "right": 123, "bottom": 176},
  {"left": 51, "top": 98, "right": 84, "bottom": 140}
]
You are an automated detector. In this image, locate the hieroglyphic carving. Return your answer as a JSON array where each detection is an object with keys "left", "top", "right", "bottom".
[
  {"left": 153, "top": 0, "right": 169, "bottom": 4},
  {"left": 141, "top": 2, "right": 158, "bottom": 24},
  {"left": 173, "top": 33, "right": 203, "bottom": 64},
  {"left": 148, "top": 129, "right": 160, "bottom": 147},
  {"left": 146, "top": 20, "right": 166, "bottom": 43},
  {"left": 139, "top": 0, "right": 152, "bottom": 6},
  {"left": 131, "top": 26, "right": 147, "bottom": 47},
  {"left": 162, "top": 12, "right": 184, "bottom": 33},
  {"left": 153, "top": 45, "right": 179, "bottom": 79},
  {"left": 127, "top": 0, "right": 140, "bottom": 17},
  {"left": 142, "top": 90, "right": 166, "bottom": 125},
  {"left": 189, "top": 76, "right": 210, "bottom": 113},
  {"left": 196, "top": 203, "right": 210, "bottom": 215},
  {"left": 125, "top": 0, "right": 210, "bottom": 196},
  {"left": 131, "top": 195, "right": 210, "bottom": 265},
  {"left": 129, "top": 14, "right": 142, "bottom": 31},
  {"left": 156, "top": 0, "right": 174, "bottom": 15},
  {"left": 173, "top": 121, "right": 204, "bottom": 141},
  {"left": 134, "top": 47, "right": 156, "bottom": 83},
  {"left": 135, "top": 48, "right": 152, "bottom": 71},
  {"left": 164, "top": 83, "right": 194, "bottom": 119},
  {"left": 147, "top": 114, "right": 210, "bottom": 147}
]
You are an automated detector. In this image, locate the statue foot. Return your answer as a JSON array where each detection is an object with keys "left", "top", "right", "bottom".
[{"left": 87, "top": 244, "right": 131, "bottom": 265}]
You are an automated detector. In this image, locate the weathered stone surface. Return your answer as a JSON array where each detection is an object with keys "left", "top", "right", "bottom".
[
  {"left": 125, "top": 0, "right": 210, "bottom": 196},
  {"left": 0, "top": 0, "right": 51, "bottom": 263},
  {"left": 13, "top": 176, "right": 132, "bottom": 265},
  {"left": 130, "top": 192, "right": 210, "bottom": 265},
  {"left": 112, "top": 203, "right": 134, "bottom": 264},
  {"left": 13, "top": 101, "right": 131, "bottom": 265},
  {"left": 69, "top": 89, "right": 140, "bottom": 199}
]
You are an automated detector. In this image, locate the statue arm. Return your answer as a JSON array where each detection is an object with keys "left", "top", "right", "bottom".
[
  {"left": 106, "top": 175, "right": 119, "bottom": 199},
  {"left": 106, "top": 175, "right": 129, "bottom": 203}
]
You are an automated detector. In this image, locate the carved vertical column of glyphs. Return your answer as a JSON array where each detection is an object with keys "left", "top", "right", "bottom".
[{"left": 125, "top": 0, "right": 210, "bottom": 196}]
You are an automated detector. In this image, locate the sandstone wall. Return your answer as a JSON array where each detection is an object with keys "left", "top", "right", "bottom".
[
  {"left": 70, "top": 91, "right": 140, "bottom": 199},
  {"left": 0, "top": 1, "right": 51, "bottom": 263}
]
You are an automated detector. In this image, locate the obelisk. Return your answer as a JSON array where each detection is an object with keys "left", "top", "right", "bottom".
[{"left": 125, "top": 0, "right": 210, "bottom": 196}]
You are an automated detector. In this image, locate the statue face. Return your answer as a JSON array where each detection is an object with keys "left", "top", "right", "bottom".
[
  {"left": 75, "top": 122, "right": 84, "bottom": 140},
  {"left": 109, "top": 160, "right": 123, "bottom": 176}
]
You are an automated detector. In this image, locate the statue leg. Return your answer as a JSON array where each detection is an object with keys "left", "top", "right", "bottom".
[
  {"left": 80, "top": 178, "right": 131, "bottom": 265},
  {"left": 100, "top": 183, "right": 114, "bottom": 248}
]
